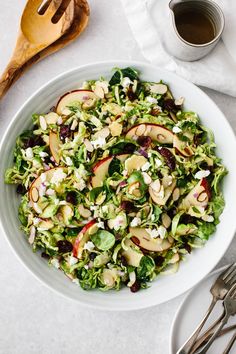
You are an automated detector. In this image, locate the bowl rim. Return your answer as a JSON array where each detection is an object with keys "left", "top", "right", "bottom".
[{"left": 1, "top": 59, "right": 236, "bottom": 311}]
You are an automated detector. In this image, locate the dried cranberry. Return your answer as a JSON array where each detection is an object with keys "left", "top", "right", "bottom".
[
  {"left": 24, "top": 136, "right": 44, "bottom": 148},
  {"left": 121, "top": 201, "right": 135, "bottom": 212},
  {"left": 66, "top": 191, "right": 77, "bottom": 205},
  {"left": 87, "top": 152, "right": 92, "bottom": 160},
  {"left": 121, "top": 256, "right": 128, "bottom": 266},
  {"left": 181, "top": 215, "right": 195, "bottom": 224},
  {"left": 89, "top": 252, "right": 97, "bottom": 261},
  {"left": 163, "top": 99, "right": 178, "bottom": 112},
  {"left": 16, "top": 184, "right": 26, "bottom": 195},
  {"left": 130, "top": 280, "right": 141, "bottom": 293},
  {"left": 184, "top": 243, "right": 192, "bottom": 254},
  {"left": 137, "top": 136, "right": 152, "bottom": 148},
  {"left": 127, "top": 85, "right": 137, "bottom": 102},
  {"left": 158, "top": 147, "right": 176, "bottom": 171},
  {"left": 57, "top": 240, "right": 73, "bottom": 253},
  {"left": 60, "top": 125, "right": 71, "bottom": 140},
  {"left": 155, "top": 256, "right": 164, "bottom": 267},
  {"left": 41, "top": 252, "right": 50, "bottom": 260},
  {"left": 123, "top": 143, "right": 136, "bottom": 154}
]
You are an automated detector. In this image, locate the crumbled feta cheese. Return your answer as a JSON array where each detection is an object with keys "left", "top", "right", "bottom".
[
  {"left": 33, "top": 217, "right": 41, "bottom": 226},
  {"left": 39, "top": 151, "right": 48, "bottom": 158},
  {"left": 108, "top": 214, "right": 126, "bottom": 231},
  {"left": 68, "top": 256, "right": 78, "bottom": 266},
  {"left": 51, "top": 258, "right": 60, "bottom": 269},
  {"left": 146, "top": 96, "right": 158, "bottom": 104},
  {"left": 65, "top": 156, "right": 73, "bottom": 166},
  {"left": 97, "top": 220, "right": 105, "bottom": 229},
  {"left": 146, "top": 228, "right": 159, "bottom": 239},
  {"left": 155, "top": 158, "right": 162, "bottom": 168},
  {"left": 130, "top": 217, "right": 142, "bottom": 227},
  {"left": 84, "top": 264, "right": 89, "bottom": 270},
  {"left": 74, "top": 179, "right": 86, "bottom": 191},
  {"left": 122, "top": 169, "right": 128, "bottom": 177},
  {"left": 57, "top": 116, "right": 63, "bottom": 125},
  {"left": 151, "top": 214, "right": 155, "bottom": 221},
  {"left": 25, "top": 147, "right": 33, "bottom": 160},
  {"left": 141, "top": 161, "right": 151, "bottom": 172},
  {"left": 194, "top": 170, "right": 210, "bottom": 179},
  {"left": 90, "top": 205, "right": 99, "bottom": 211},
  {"left": 40, "top": 173, "right": 46, "bottom": 182},
  {"left": 172, "top": 126, "right": 182, "bottom": 133},
  {"left": 121, "top": 77, "right": 132, "bottom": 88},
  {"left": 38, "top": 184, "right": 46, "bottom": 197},
  {"left": 158, "top": 225, "right": 167, "bottom": 239},
  {"left": 50, "top": 169, "right": 67, "bottom": 185},
  {"left": 84, "top": 241, "right": 95, "bottom": 252},
  {"left": 202, "top": 215, "right": 214, "bottom": 222},
  {"left": 101, "top": 205, "right": 109, "bottom": 213},
  {"left": 91, "top": 137, "right": 106, "bottom": 149},
  {"left": 46, "top": 188, "right": 55, "bottom": 196}
]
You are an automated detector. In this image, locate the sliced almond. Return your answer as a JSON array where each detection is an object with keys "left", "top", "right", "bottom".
[
  {"left": 172, "top": 187, "right": 180, "bottom": 201},
  {"left": 45, "top": 112, "right": 59, "bottom": 125},
  {"left": 161, "top": 213, "right": 171, "bottom": 229},
  {"left": 78, "top": 204, "right": 92, "bottom": 218},
  {"left": 169, "top": 253, "right": 180, "bottom": 264},
  {"left": 94, "top": 85, "right": 105, "bottom": 99},
  {"left": 150, "top": 179, "right": 161, "bottom": 193},
  {"left": 197, "top": 191, "right": 208, "bottom": 202},
  {"left": 142, "top": 172, "right": 152, "bottom": 185},
  {"left": 31, "top": 187, "right": 39, "bottom": 203},
  {"left": 175, "top": 97, "right": 185, "bottom": 106},
  {"left": 128, "top": 182, "right": 140, "bottom": 195},
  {"left": 150, "top": 84, "right": 167, "bottom": 95},
  {"left": 162, "top": 175, "right": 173, "bottom": 188},
  {"left": 135, "top": 124, "right": 146, "bottom": 136},
  {"left": 71, "top": 119, "right": 78, "bottom": 131},
  {"left": 39, "top": 116, "right": 47, "bottom": 131},
  {"left": 94, "top": 127, "right": 110, "bottom": 139},
  {"left": 84, "top": 139, "right": 94, "bottom": 152}
]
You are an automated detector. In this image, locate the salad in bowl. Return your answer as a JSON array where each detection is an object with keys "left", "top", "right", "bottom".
[{"left": 5, "top": 67, "right": 226, "bottom": 293}]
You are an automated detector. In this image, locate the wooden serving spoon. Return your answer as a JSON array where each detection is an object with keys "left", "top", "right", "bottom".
[
  {"left": 0, "top": 0, "right": 75, "bottom": 99},
  {"left": 0, "top": 0, "right": 89, "bottom": 95}
]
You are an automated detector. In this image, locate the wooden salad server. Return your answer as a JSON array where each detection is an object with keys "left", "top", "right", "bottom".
[
  {"left": 0, "top": 0, "right": 75, "bottom": 99},
  {"left": 1, "top": 0, "right": 90, "bottom": 93}
]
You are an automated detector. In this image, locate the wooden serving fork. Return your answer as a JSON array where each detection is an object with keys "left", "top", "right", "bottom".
[{"left": 0, "top": 0, "right": 74, "bottom": 98}]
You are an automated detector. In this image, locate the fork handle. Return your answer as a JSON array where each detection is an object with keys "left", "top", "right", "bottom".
[
  {"left": 194, "top": 316, "right": 228, "bottom": 354},
  {"left": 177, "top": 298, "right": 217, "bottom": 354},
  {"left": 222, "top": 331, "right": 236, "bottom": 354}
]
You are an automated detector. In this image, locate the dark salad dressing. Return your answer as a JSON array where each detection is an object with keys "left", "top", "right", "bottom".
[{"left": 175, "top": 8, "right": 216, "bottom": 45}]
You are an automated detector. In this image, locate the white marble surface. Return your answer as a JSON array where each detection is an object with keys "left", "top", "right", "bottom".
[{"left": 0, "top": 1, "right": 236, "bottom": 353}]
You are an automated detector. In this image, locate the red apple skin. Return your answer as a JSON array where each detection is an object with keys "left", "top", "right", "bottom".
[
  {"left": 92, "top": 156, "right": 112, "bottom": 173},
  {"left": 72, "top": 219, "right": 97, "bottom": 258},
  {"left": 201, "top": 178, "right": 211, "bottom": 199},
  {"left": 56, "top": 89, "right": 94, "bottom": 108}
]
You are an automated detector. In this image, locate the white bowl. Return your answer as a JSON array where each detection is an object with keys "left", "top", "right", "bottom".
[{"left": 0, "top": 61, "right": 236, "bottom": 311}]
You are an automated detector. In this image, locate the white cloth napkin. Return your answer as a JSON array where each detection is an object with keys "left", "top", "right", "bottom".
[{"left": 121, "top": 0, "right": 236, "bottom": 97}]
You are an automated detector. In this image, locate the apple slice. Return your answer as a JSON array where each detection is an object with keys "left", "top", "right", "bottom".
[
  {"left": 173, "top": 135, "right": 193, "bottom": 157},
  {"left": 130, "top": 227, "right": 172, "bottom": 252},
  {"left": 122, "top": 239, "right": 143, "bottom": 267},
  {"left": 178, "top": 178, "right": 210, "bottom": 211},
  {"left": 73, "top": 219, "right": 97, "bottom": 258},
  {"left": 49, "top": 131, "right": 60, "bottom": 164},
  {"left": 126, "top": 124, "right": 174, "bottom": 144},
  {"left": 56, "top": 90, "right": 97, "bottom": 114},
  {"left": 29, "top": 167, "right": 66, "bottom": 211},
  {"left": 91, "top": 154, "right": 129, "bottom": 188}
]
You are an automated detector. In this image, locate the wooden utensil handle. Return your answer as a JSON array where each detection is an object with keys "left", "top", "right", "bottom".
[{"left": 0, "top": 61, "right": 23, "bottom": 99}]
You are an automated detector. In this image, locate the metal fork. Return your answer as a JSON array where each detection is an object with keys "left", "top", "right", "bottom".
[
  {"left": 223, "top": 331, "right": 236, "bottom": 354},
  {"left": 177, "top": 263, "right": 236, "bottom": 354},
  {"left": 194, "top": 282, "right": 236, "bottom": 353}
]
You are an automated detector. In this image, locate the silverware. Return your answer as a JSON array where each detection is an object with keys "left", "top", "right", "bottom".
[
  {"left": 194, "top": 283, "right": 236, "bottom": 354},
  {"left": 177, "top": 263, "right": 236, "bottom": 354},
  {"left": 222, "top": 331, "right": 236, "bottom": 354}
]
